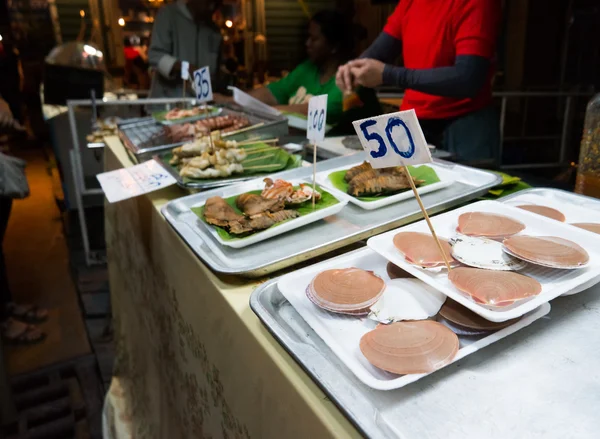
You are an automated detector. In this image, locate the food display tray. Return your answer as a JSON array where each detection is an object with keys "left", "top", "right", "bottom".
[
  {"left": 249, "top": 250, "right": 600, "bottom": 439},
  {"left": 154, "top": 106, "right": 222, "bottom": 126},
  {"left": 276, "top": 248, "right": 550, "bottom": 390},
  {"left": 119, "top": 104, "right": 289, "bottom": 163},
  {"left": 367, "top": 200, "right": 600, "bottom": 322},
  {"left": 161, "top": 153, "right": 501, "bottom": 277}
]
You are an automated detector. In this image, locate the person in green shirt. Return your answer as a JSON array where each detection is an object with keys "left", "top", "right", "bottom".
[{"left": 250, "top": 10, "right": 352, "bottom": 125}]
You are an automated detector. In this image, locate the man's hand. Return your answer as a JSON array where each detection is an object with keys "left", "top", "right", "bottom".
[
  {"left": 349, "top": 58, "right": 385, "bottom": 88},
  {"left": 336, "top": 63, "right": 355, "bottom": 92}
]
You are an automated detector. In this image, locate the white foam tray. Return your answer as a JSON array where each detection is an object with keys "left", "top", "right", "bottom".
[
  {"left": 277, "top": 247, "right": 551, "bottom": 391},
  {"left": 315, "top": 163, "right": 455, "bottom": 210},
  {"left": 367, "top": 200, "right": 600, "bottom": 322},
  {"left": 192, "top": 178, "right": 347, "bottom": 248}
]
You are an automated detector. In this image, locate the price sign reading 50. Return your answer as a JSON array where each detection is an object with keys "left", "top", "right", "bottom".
[
  {"left": 352, "top": 109, "right": 431, "bottom": 169},
  {"left": 193, "top": 66, "right": 213, "bottom": 103},
  {"left": 307, "top": 94, "right": 328, "bottom": 142}
]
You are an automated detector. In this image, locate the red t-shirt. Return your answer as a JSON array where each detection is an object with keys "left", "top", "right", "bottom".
[{"left": 383, "top": 0, "right": 501, "bottom": 120}]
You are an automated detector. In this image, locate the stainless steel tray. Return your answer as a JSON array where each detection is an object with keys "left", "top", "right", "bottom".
[
  {"left": 499, "top": 187, "right": 600, "bottom": 210},
  {"left": 120, "top": 104, "right": 289, "bottom": 163},
  {"left": 161, "top": 153, "right": 501, "bottom": 277},
  {"left": 250, "top": 271, "right": 600, "bottom": 439}
]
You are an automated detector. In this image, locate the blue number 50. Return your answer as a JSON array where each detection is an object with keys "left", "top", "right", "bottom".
[
  {"left": 359, "top": 119, "right": 386, "bottom": 158},
  {"left": 359, "top": 117, "right": 416, "bottom": 159}
]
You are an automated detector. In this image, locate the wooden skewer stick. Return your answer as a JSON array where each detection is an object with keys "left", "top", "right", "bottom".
[
  {"left": 222, "top": 122, "right": 265, "bottom": 138},
  {"left": 182, "top": 79, "right": 186, "bottom": 98},
  {"left": 243, "top": 163, "right": 285, "bottom": 170},
  {"left": 402, "top": 166, "right": 452, "bottom": 271},
  {"left": 312, "top": 142, "right": 317, "bottom": 209},
  {"left": 242, "top": 146, "right": 280, "bottom": 155},
  {"left": 204, "top": 104, "right": 215, "bottom": 154},
  {"left": 236, "top": 138, "right": 279, "bottom": 147},
  {"left": 242, "top": 154, "right": 274, "bottom": 163}
]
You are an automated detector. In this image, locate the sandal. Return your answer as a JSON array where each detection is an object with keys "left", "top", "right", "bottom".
[
  {"left": 2, "top": 318, "right": 47, "bottom": 346},
  {"left": 6, "top": 302, "right": 49, "bottom": 324}
]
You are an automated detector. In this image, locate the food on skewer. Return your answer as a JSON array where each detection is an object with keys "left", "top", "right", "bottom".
[
  {"left": 164, "top": 106, "right": 205, "bottom": 120},
  {"left": 572, "top": 222, "right": 600, "bottom": 235},
  {"left": 503, "top": 235, "right": 589, "bottom": 268},
  {"left": 165, "top": 114, "right": 250, "bottom": 142},
  {"left": 306, "top": 268, "right": 385, "bottom": 315},
  {"left": 180, "top": 163, "right": 244, "bottom": 179},
  {"left": 343, "top": 162, "right": 425, "bottom": 197},
  {"left": 393, "top": 232, "right": 456, "bottom": 269},
  {"left": 359, "top": 321, "right": 459, "bottom": 375},
  {"left": 236, "top": 193, "right": 284, "bottom": 216},
  {"left": 457, "top": 212, "right": 525, "bottom": 239},
  {"left": 517, "top": 204, "right": 566, "bottom": 222},
  {"left": 448, "top": 267, "right": 542, "bottom": 307},
  {"left": 261, "top": 178, "right": 321, "bottom": 204}
]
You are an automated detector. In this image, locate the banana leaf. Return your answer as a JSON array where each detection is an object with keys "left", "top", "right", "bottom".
[
  {"left": 191, "top": 185, "right": 339, "bottom": 241},
  {"left": 328, "top": 165, "right": 441, "bottom": 201}
]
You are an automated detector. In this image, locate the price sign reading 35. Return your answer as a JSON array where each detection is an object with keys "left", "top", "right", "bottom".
[
  {"left": 352, "top": 109, "right": 431, "bottom": 168},
  {"left": 193, "top": 66, "right": 213, "bottom": 103},
  {"left": 307, "top": 94, "right": 328, "bottom": 142}
]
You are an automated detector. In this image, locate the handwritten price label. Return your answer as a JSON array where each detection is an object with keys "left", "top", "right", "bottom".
[
  {"left": 96, "top": 160, "right": 177, "bottom": 203},
  {"left": 352, "top": 109, "right": 431, "bottom": 168},
  {"left": 181, "top": 61, "right": 190, "bottom": 80},
  {"left": 307, "top": 94, "right": 328, "bottom": 142},
  {"left": 193, "top": 66, "right": 213, "bottom": 103}
]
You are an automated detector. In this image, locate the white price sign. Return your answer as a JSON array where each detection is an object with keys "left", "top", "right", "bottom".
[
  {"left": 193, "top": 66, "right": 213, "bottom": 103},
  {"left": 181, "top": 61, "right": 190, "bottom": 80},
  {"left": 352, "top": 109, "right": 431, "bottom": 168},
  {"left": 96, "top": 160, "right": 176, "bottom": 203},
  {"left": 306, "top": 94, "right": 328, "bottom": 142}
]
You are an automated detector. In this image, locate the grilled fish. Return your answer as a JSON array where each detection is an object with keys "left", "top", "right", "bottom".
[
  {"left": 228, "top": 209, "right": 299, "bottom": 235},
  {"left": 348, "top": 174, "right": 425, "bottom": 197},
  {"left": 236, "top": 193, "right": 285, "bottom": 216},
  {"left": 204, "top": 196, "right": 244, "bottom": 227},
  {"left": 344, "top": 161, "right": 373, "bottom": 182}
]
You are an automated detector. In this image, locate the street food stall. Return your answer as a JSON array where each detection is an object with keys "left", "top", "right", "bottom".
[{"left": 97, "top": 98, "right": 600, "bottom": 438}]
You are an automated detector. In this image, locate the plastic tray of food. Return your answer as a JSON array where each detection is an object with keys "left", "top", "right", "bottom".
[
  {"left": 161, "top": 153, "right": 501, "bottom": 277},
  {"left": 119, "top": 104, "right": 289, "bottom": 163},
  {"left": 187, "top": 178, "right": 347, "bottom": 249},
  {"left": 315, "top": 162, "right": 456, "bottom": 210},
  {"left": 276, "top": 247, "right": 550, "bottom": 390},
  {"left": 250, "top": 254, "right": 600, "bottom": 439},
  {"left": 367, "top": 200, "right": 600, "bottom": 322}
]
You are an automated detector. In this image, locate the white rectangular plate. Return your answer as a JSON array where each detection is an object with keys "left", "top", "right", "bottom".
[
  {"left": 367, "top": 200, "right": 600, "bottom": 322},
  {"left": 194, "top": 178, "right": 347, "bottom": 248},
  {"left": 277, "top": 247, "right": 551, "bottom": 390},
  {"left": 315, "top": 163, "right": 455, "bottom": 210}
]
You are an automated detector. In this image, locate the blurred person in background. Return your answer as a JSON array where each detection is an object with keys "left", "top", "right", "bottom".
[
  {"left": 337, "top": 0, "right": 501, "bottom": 164},
  {"left": 0, "top": 33, "right": 23, "bottom": 124},
  {"left": 148, "top": 0, "right": 224, "bottom": 98},
  {"left": 123, "top": 36, "right": 150, "bottom": 89}
]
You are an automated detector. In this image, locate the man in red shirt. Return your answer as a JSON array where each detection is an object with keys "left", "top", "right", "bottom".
[{"left": 336, "top": 0, "right": 501, "bottom": 164}]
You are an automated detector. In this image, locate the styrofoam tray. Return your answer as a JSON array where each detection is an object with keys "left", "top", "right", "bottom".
[
  {"left": 277, "top": 247, "right": 551, "bottom": 390},
  {"left": 367, "top": 200, "right": 600, "bottom": 322},
  {"left": 315, "top": 163, "right": 455, "bottom": 210},
  {"left": 193, "top": 178, "right": 347, "bottom": 248}
]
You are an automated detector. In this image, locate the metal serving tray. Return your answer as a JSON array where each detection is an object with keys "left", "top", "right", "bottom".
[
  {"left": 161, "top": 153, "right": 501, "bottom": 277},
  {"left": 119, "top": 104, "right": 289, "bottom": 163},
  {"left": 250, "top": 271, "right": 600, "bottom": 439}
]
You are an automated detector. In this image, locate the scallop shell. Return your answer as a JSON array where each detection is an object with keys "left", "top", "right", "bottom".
[
  {"left": 448, "top": 267, "right": 542, "bottom": 307},
  {"left": 439, "top": 298, "right": 521, "bottom": 331},
  {"left": 503, "top": 235, "right": 589, "bottom": 269},
  {"left": 450, "top": 236, "right": 527, "bottom": 271},
  {"left": 393, "top": 232, "right": 456, "bottom": 269},
  {"left": 359, "top": 321, "right": 459, "bottom": 375},
  {"left": 571, "top": 223, "right": 600, "bottom": 235},
  {"left": 386, "top": 262, "right": 414, "bottom": 279},
  {"left": 457, "top": 212, "right": 525, "bottom": 238},
  {"left": 517, "top": 204, "right": 565, "bottom": 222},
  {"left": 306, "top": 268, "right": 385, "bottom": 315}
]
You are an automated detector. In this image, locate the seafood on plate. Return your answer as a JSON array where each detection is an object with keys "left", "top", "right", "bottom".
[
  {"left": 572, "top": 222, "right": 600, "bottom": 235},
  {"left": 236, "top": 193, "right": 284, "bottom": 216},
  {"left": 306, "top": 268, "right": 385, "bottom": 315},
  {"left": 261, "top": 178, "right": 321, "bottom": 204},
  {"left": 165, "top": 114, "right": 250, "bottom": 142},
  {"left": 517, "top": 204, "right": 566, "bottom": 222},
  {"left": 503, "top": 235, "right": 589, "bottom": 269},
  {"left": 359, "top": 321, "right": 459, "bottom": 375},
  {"left": 393, "top": 231, "right": 456, "bottom": 269},
  {"left": 449, "top": 235, "right": 527, "bottom": 271},
  {"left": 343, "top": 161, "right": 425, "bottom": 197},
  {"left": 164, "top": 106, "right": 204, "bottom": 120},
  {"left": 448, "top": 267, "right": 542, "bottom": 307},
  {"left": 457, "top": 212, "right": 525, "bottom": 239},
  {"left": 439, "top": 299, "right": 521, "bottom": 332}
]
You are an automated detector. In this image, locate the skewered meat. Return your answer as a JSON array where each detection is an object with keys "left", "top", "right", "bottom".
[
  {"left": 204, "top": 196, "right": 244, "bottom": 227},
  {"left": 164, "top": 107, "right": 203, "bottom": 120},
  {"left": 166, "top": 114, "right": 251, "bottom": 142},
  {"left": 345, "top": 161, "right": 372, "bottom": 182},
  {"left": 180, "top": 163, "right": 244, "bottom": 178},
  {"left": 236, "top": 193, "right": 285, "bottom": 216},
  {"left": 261, "top": 178, "right": 294, "bottom": 200},
  {"left": 228, "top": 209, "right": 299, "bottom": 234},
  {"left": 348, "top": 173, "right": 422, "bottom": 197}
]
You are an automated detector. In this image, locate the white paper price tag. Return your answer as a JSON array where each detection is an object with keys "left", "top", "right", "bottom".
[
  {"left": 306, "top": 94, "right": 328, "bottom": 142},
  {"left": 352, "top": 109, "right": 431, "bottom": 168},
  {"left": 96, "top": 160, "right": 177, "bottom": 203},
  {"left": 181, "top": 61, "right": 189, "bottom": 80},
  {"left": 192, "top": 66, "right": 213, "bottom": 103}
]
